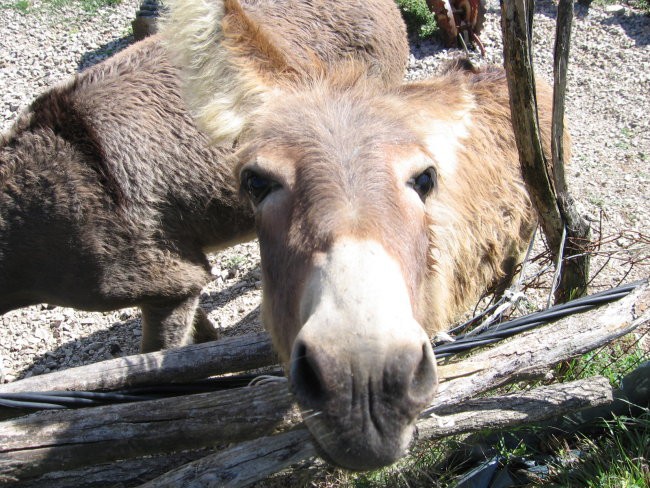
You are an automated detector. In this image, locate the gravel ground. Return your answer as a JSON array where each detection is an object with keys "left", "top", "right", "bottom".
[{"left": 0, "top": 0, "right": 648, "bottom": 397}]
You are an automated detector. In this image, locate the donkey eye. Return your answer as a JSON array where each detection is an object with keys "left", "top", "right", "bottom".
[
  {"left": 408, "top": 167, "right": 437, "bottom": 201},
  {"left": 241, "top": 170, "right": 279, "bottom": 205}
]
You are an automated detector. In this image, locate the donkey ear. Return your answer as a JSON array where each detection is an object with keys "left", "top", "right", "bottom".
[
  {"left": 221, "top": 0, "right": 296, "bottom": 78},
  {"left": 160, "top": 0, "right": 284, "bottom": 143}
]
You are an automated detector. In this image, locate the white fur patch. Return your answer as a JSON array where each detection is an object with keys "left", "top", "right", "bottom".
[
  {"left": 422, "top": 104, "right": 473, "bottom": 179},
  {"left": 159, "top": 0, "right": 267, "bottom": 143},
  {"left": 300, "top": 238, "right": 426, "bottom": 346}
]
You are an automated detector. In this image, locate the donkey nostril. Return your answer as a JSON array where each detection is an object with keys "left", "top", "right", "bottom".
[
  {"left": 291, "top": 341, "right": 326, "bottom": 408},
  {"left": 410, "top": 342, "right": 438, "bottom": 400}
]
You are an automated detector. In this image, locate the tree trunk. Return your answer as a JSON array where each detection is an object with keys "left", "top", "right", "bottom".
[
  {"left": 501, "top": 0, "right": 590, "bottom": 304},
  {"left": 551, "top": 0, "right": 591, "bottom": 302}
]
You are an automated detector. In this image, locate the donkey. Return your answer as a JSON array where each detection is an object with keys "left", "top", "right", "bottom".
[
  {"left": 0, "top": 0, "right": 409, "bottom": 352},
  {"left": 226, "top": 63, "right": 562, "bottom": 470}
]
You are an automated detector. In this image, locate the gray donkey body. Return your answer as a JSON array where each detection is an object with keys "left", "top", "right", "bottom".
[{"left": 0, "top": 37, "right": 254, "bottom": 351}]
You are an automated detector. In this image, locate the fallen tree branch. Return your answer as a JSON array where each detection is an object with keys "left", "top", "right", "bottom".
[
  {"left": 135, "top": 376, "right": 613, "bottom": 488},
  {"left": 139, "top": 430, "right": 317, "bottom": 488},
  {"left": 0, "top": 332, "right": 276, "bottom": 394},
  {"left": 2, "top": 280, "right": 645, "bottom": 485},
  {"left": 430, "top": 278, "right": 647, "bottom": 412},
  {"left": 418, "top": 376, "right": 612, "bottom": 439},
  {"left": 0, "top": 382, "right": 296, "bottom": 481},
  {"left": 16, "top": 450, "right": 211, "bottom": 488}
]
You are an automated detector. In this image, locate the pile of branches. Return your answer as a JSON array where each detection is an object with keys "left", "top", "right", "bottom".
[{"left": 0, "top": 280, "right": 647, "bottom": 487}]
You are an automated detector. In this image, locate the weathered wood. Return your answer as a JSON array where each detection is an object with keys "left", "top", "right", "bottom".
[
  {"left": 430, "top": 279, "right": 648, "bottom": 412},
  {"left": 501, "top": 0, "right": 564, "bottom": 257},
  {"left": 0, "top": 382, "right": 295, "bottom": 481},
  {"left": 501, "top": 0, "right": 592, "bottom": 304},
  {"left": 15, "top": 450, "right": 211, "bottom": 488},
  {"left": 551, "top": 0, "right": 591, "bottom": 302},
  {"left": 138, "top": 377, "right": 612, "bottom": 488},
  {"left": 139, "top": 430, "right": 317, "bottom": 488},
  {"left": 418, "top": 376, "right": 612, "bottom": 438},
  {"left": 2, "top": 281, "right": 645, "bottom": 485},
  {"left": 0, "top": 332, "right": 276, "bottom": 394}
]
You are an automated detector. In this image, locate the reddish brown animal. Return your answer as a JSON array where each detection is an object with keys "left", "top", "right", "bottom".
[
  {"left": 229, "top": 64, "right": 562, "bottom": 469},
  {"left": 0, "top": 0, "right": 408, "bottom": 352}
]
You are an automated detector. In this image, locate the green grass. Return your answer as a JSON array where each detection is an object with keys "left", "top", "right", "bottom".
[
  {"left": 3, "top": 0, "right": 31, "bottom": 13},
  {"left": 395, "top": 0, "right": 439, "bottom": 39},
  {"left": 552, "top": 409, "right": 650, "bottom": 487},
  {"left": 558, "top": 334, "right": 647, "bottom": 387},
  {"left": 323, "top": 437, "right": 471, "bottom": 487},
  {"left": 6, "top": 0, "right": 121, "bottom": 14},
  {"left": 637, "top": 0, "right": 650, "bottom": 14}
]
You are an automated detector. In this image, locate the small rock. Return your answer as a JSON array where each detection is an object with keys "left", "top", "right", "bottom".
[
  {"left": 31, "top": 365, "right": 45, "bottom": 375},
  {"left": 605, "top": 4, "right": 625, "bottom": 14}
]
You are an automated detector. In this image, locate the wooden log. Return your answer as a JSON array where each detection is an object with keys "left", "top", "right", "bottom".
[
  {"left": 134, "top": 377, "right": 612, "bottom": 488},
  {"left": 0, "top": 332, "right": 276, "bottom": 394},
  {"left": 0, "top": 382, "right": 295, "bottom": 481},
  {"left": 550, "top": 0, "right": 591, "bottom": 302},
  {"left": 2, "top": 280, "right": 645, "bottom": 485},
  {"left": 430, "top": 279, "right": 648, "bottom": 412},
  {"left": 139, "top": 430, "right": 317, "bottom": 488},
  {"left": 14, "top": 450, "right": 211, "bottom": 488},
  {"left": 418, "top": 376, "right": 613, "bottom": 439}
]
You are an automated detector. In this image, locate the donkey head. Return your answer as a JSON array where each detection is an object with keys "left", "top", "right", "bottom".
[{"left": 234, "top": 74, "right": 457, "bottom": 469}]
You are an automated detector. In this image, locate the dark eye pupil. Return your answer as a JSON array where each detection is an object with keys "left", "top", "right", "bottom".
[
  {"left": 248, "top": 174, "right": 267, "bottom": 191},
  {"left": 411, "top": 167, "right": 437, "bottom": 201},
  {"left": 416, "top": 173, "right": 432, "bottom": 193},
  {"left": 243, "top": 171, "right": 276, "bottom": 205}
]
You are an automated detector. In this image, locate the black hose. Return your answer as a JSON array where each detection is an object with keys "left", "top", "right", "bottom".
[{"left": 0, "top": 280, "right": 644, "bottom": 411}]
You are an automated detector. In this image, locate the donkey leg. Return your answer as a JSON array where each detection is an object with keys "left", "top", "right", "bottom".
[
  {"left": 192, "top": 306, "right": 220, "bottom": 344},
  {"left": 140, "top": 295, "right": 216, "bottom": 352}
]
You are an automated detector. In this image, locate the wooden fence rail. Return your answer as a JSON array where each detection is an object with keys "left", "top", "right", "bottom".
[{"left": 1, "top": 280, "right": 647, "bottom": 487}]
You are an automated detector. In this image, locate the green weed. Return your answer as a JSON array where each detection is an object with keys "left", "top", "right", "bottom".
[
  {"left": 5, "top": 0, "right": 30, "bottom": 13},
  {"left": 395, "top": 0, "right": 439, "bottom": 38},
  {"left": 552, "top": 409, "right": 650, "bottom": 487},
  {"left": 222, "top": 254, "right": 247, "bottom": 271},
  {"left": 557, "top": 335, "right": 646, "bottom": 386}
]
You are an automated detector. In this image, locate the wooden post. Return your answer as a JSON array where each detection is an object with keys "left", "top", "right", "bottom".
[
  {"left": 551, "top": 0, "right": 591, "bottom": 302},
  {"left": 501, "top": 0, "right": 590, "bottom": 303}
]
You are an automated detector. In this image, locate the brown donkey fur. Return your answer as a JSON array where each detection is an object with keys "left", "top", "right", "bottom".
[
  {"left": 0, "top": 36, "right": 252, "bottom": 352},
  {"left": 0, "top": 0, "right": 409, "bottom": 352},
  {"left": 229, "top": 64, "right": 566, "bottom": 469},
  {"left": 160, "top": 0, "right": 409, "bottom": 142}
]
